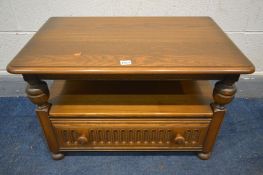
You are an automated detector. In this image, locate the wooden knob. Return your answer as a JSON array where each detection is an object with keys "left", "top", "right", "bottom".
[
  {"left": 77, "top": 135, "right": 88, "bottom": 145},
  {"left": 174, "top": 133, "right": 185, "bottom": 144}
]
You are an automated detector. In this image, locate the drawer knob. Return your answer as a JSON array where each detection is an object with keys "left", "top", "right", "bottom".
[
  {"left": 77, "top": 135, "right": 88, "bottom": 145},
  {"left": 174, "top": 133, "right": 185, "bottom": 144}
]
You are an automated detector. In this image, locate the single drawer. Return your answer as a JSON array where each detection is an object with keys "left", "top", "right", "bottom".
[{"left": 51, "top": 118, "right": 210, "bottom": 151}]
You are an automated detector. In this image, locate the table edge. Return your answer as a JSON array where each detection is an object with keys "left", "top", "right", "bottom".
[{"left": 6, "top": 64, "right": 255, "bottom": 75}]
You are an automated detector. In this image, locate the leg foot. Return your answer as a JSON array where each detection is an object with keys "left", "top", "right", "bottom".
[
  {"left": 52, "top": 152, "right": 64, "bottom": 160},
  {"left": 197, "top": 152, "right": 211, "bottom": 160}
]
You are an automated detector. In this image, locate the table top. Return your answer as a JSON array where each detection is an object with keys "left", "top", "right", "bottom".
[{"left": 7, "top": 17, "right": 255, "bottom": 75}]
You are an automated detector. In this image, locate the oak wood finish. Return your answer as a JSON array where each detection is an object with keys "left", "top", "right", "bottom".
[
  {"left": 23, "top": 75, "right": 64, "bottom": 160},
  {"left": 198, "top": 76, "right": 239, "bottom": 160},
  {"left": 6, "top": 17, "right": 255, "bottom": 160},
  {"left": 7, "top": 17, "right": 254, "bottom": 76},
  {"left": 51, "top": 119, "right": 210, "bottom": 151},
  {"left": 49, "top": 80, "right": 212, "bottom": 152},
  {"left": 49, "top": 80, "right": 213, "bottom": 118}
]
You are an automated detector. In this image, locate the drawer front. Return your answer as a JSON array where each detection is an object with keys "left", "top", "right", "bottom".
[{"left": 51, "top": 119, "right": 210, "bottom": 151}]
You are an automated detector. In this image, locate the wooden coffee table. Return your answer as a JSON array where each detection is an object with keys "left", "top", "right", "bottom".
[{"left": 7, "top": 17, "right": 255, "bottom": 160}]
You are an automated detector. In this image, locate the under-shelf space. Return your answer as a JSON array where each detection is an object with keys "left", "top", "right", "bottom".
[{"left": 49, "top": 80, "right": 213, "bottom": 118}]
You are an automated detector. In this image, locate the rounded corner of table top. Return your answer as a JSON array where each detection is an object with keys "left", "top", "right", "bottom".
[
  {"left": 246, "top": 65, "right": 256, "bottom": 74},
  {"left": 5, "top": 63, "right": 16, "bottom": 75}
]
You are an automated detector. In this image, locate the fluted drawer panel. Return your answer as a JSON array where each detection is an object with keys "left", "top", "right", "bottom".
[{"left": 51, "top": 119, "right": 210, "bottom": 150}]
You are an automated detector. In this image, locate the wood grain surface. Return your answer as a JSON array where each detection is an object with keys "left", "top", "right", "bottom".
[
  {"left": 51, "top": 118, "right": 210, "bottom": 151},
  {"left": 7, "top": 17, "right": 254, "bottom": 75},
  {"left": 49, "top": 80, "right": 213, "bottom": 117}
]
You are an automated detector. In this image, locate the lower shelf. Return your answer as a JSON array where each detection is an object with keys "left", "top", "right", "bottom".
[
  {"left": 51, "top": 119, "right": 210, "bottom": 151},
  {"left": 48, "top": 80, "right": 213, "bottom": 152},
  {"left": 49, "top": 80, "right": 213, "bottom": 118}
]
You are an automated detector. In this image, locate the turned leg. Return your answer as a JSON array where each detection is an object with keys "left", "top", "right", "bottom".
[
  {"left": 198, "top": 76, "right": 239, "bottom": 160},
  {"left": 23, "top": 75, "right": 64, "bottom": 160}
]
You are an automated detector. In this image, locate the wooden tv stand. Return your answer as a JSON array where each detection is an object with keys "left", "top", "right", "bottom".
[{"left": 7, "top": 17, "right": 255, "bottom": 160}]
